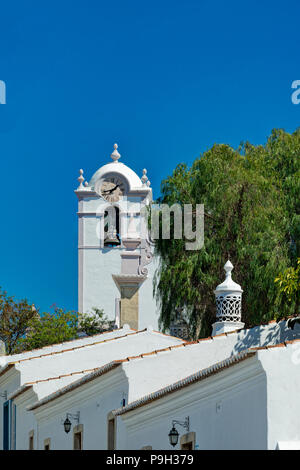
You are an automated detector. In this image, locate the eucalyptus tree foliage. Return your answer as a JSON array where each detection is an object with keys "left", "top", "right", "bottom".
[{"left": 153, "top": 129, "right": 300, "bottom": 338}]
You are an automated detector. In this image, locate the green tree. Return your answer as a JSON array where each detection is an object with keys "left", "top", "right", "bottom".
[
  {"left": 18, "top": 307, "right": 78, "bottom": 352},
  {"left": 0, "top": 289, "right": 37, "bottom": 354},
  {"left": 79, "top": 307, "right": 113, "bottom": 336},
  {"left": 17, "top": 307, "right": 113, "bottom": 353},
  {"left": 153, "top": 129, "right": 300, "bottom": 338},
  {"left": 0, "top": 289, "right": 112, "bottom": 354},
  {"left": 275, "top": 258, "right": 300, "bottom": 314}
]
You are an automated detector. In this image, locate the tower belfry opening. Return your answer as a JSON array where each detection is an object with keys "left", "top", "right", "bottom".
[{"left": 104, "top": 207, "right": 121, "bottom": 246}]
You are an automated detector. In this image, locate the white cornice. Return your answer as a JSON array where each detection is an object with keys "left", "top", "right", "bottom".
[
  {"left": 112, "top": 274, "right": 147, "bottom": 289},
  {"left": 77, "top": 211, "right": 141, "bottom": 217},
  {"left": 74, "top": 189, "right": 98, "bottom": 199},
  {"left": 75, "top": 190, "right": 151, "bottom": 201}
]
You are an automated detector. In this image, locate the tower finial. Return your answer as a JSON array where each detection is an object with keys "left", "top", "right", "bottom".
[
  {"left": 77, "top": 169, "right": 85, "bottom": 189},
  {"left": 141, "top": 168, "right": 148, "bottom": 186},
  {"left": 111, "top": 143, "right": 121, "bottom": 162}
]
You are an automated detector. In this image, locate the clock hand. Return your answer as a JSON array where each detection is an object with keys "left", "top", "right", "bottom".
[{"left": 102, "top": 184, "right": 120, "bottom": 195}]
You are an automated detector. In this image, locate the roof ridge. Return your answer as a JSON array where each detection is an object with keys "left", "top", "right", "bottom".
[
  {"left": 25, "top": 367, "right": 101, "bottom": 385},
  {"left": 6, "top": 327, "right": 125, "bottom": 357},
  {"left": 249, "top": 338, "right": 300, "bottom": 351},
  {"left": 4, "top": 327, "right": 184, "bottom": 365},
  {"left": 9, "top": 329, "right": 147, "bottom": 365},
  {"left": 24, "top": 342, "right": 189, "bottom": 382}
]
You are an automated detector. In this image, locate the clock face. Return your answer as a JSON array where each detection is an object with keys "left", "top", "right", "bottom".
[{"left": 100, "top": 177, "right": 125, "bottom": 202}]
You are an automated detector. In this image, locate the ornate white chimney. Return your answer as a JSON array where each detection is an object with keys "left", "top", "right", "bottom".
[{"left": 212, "top": 260, "right": 244, "bottom": 336}]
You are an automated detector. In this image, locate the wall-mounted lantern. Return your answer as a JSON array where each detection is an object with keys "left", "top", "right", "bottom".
[
  {"left": 168, "top": 417, "right": 190, "bottom": 447},
  {"left": 63, "top": 412, "right": 80, "bottom": 434}
]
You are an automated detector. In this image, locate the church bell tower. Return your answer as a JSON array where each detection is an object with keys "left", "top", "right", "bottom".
[{"left": 75, "top": 144, "right": 158, "bottom": 330}]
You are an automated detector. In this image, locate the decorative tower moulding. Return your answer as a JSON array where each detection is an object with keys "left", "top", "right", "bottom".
[{"left": 211, "top": 260, "right": 245, "bottom": 336}]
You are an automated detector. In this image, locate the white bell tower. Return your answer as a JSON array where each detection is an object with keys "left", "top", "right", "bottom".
[{"left": 75, "top": 144, "right": 159, "bottom": 330}]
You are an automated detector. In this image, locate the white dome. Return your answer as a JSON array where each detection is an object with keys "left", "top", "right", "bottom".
[{"left": 89, "top": 162, "right": 143, "bottom": 191}]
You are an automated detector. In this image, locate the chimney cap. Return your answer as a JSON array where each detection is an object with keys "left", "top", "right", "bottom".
[{"left": 214, "top": 260, "right": 243, "bottom": 295}]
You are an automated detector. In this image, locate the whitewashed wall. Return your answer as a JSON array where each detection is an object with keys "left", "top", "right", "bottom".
[
  {"left": 116, "top": 344, "right": 300, "bottom": 450},
  {"left": 259, "top": 346, "right": 300, "bottom": 449},
  {"left": 116, "top": 356, "right": 268, "bottom": 450},
  {"left": 82, "top": 246, "right": 121, "bottom": 317},
  {"left": 14, "top": 391, "right": 37, "bottom": 450},
  {"left": 33, "top": 368, "right": 128, "bottom": 450}
]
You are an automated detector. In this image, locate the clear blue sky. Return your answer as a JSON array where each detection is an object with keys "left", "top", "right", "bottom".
[{"left": 0, "top": 0, "right": 299, "bottom": 313}]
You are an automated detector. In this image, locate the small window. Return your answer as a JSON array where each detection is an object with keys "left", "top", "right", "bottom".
[
  {"left": 29, "top": 430, "right": 34, "bottom": 450},
  {"left": 107, "top": 413, "right": 115, "bottom": 450},
  {"left": 44, "top": 438, "right": 51, "bottom": 450},
  {"left": 73, "top": 424, "right": 83, "bottom": 450},
  {"left": 180, "top": 432, "right": 195, "bottom": 450}
]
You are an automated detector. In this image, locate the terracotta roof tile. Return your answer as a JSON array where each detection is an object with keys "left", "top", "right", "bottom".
[
  {"left": 285, "top": 338, "right": 300, "bottom": 345},
  {"left": 14, "top": 329, "right": 147, "bottom": 364}
]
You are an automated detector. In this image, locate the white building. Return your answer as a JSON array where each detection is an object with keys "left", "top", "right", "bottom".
[
  {"left": 0, "top": 326, "right": 184, "bottom": 450},
  {"left": 114, "top": 341, "right": 300, "bottom": 450},
  {"left": 2, "top": 316, "right": 299, "bottom": 450},
  {"left": 0, "top": 144, "right": 299, "bottom": 450}
]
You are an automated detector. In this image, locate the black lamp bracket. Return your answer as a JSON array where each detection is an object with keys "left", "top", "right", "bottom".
[
  {"left": 172, "top": 417, "right": 190, "bottom": 432},
  {"left": 66, "top": 412, "right": 80, "bottom": 424}
]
